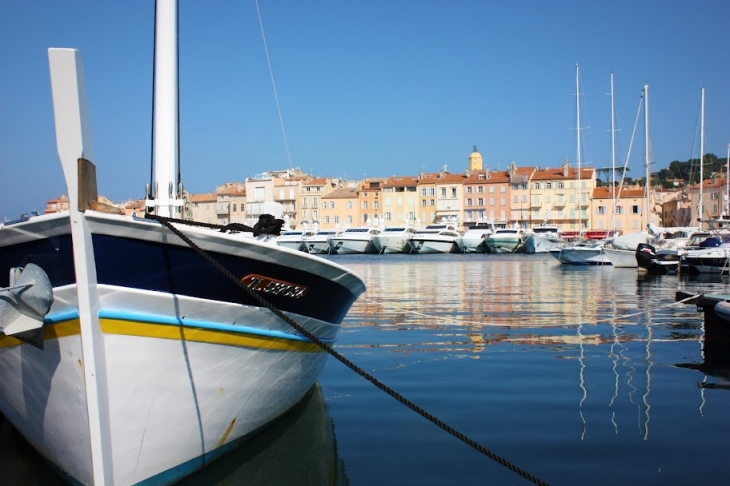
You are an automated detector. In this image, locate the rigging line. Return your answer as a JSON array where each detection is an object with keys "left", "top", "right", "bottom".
[
  {"left": 255, "top": 0, "right": 293, "bottom": 170},
  {"left": 615, "top": 89, "right": 644, "bottom": 214}
]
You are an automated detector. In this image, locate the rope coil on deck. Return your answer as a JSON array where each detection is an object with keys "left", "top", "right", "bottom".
[{"left": 146, "top": 213, "right": 551, "bottom": 486}]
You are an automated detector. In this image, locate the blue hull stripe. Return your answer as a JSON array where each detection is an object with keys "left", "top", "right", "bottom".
[{"left": 0, "top": 233, "right": 357, "bottom": 323}]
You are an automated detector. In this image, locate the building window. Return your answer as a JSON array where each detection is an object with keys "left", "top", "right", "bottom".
[
  {"left": 467, "top": 187, "right": 473, "bottom": 194},
  {"left": 325, "top": 216, "right": 330, "bottom": 223},
  {"left": 362, "top": 201, "right": 368, "bottom": 209},
  {"left": 232, "top": 204, "right": 236, "bottom": 212},
  {"left": 441, "top": 188, "right": 447, "bottom": 197},
  {"left": 546, "top": 182, "right": 552, "bottom": 189},
  {"left": 479, "top": 186, "right": 485, "bottom": 193},
  {"left": 533, "top": 183, "right": 541, "bottom": 189},
  {"left": 334, "top": 216, "right": 339, "bottom": 224},
  {"left": 467, "top": 198, "right": 473, "bottom": 206},
  {"left": 598, "top": 206, "right": 606, "bottom": 215},
  {"left": 478, "top": 198, "right": 484, "bottom": 206},
  {"left": 385, "top": 212, "right": 392, "bottom": 221},
  {"left": 346, "top": 201, "right": 352, "bottom": 209},
  {"left": 616, "top": 206, "right": 623, "bottom": 214},
  {"left": 632, "top": 205, "right": 640, "bottom": 214},
  {"left": 557, "top": 182, "right": 564, "bottom": 189},
  {"left": 489, "top": 197, "right": 495, "bottom": 206}
]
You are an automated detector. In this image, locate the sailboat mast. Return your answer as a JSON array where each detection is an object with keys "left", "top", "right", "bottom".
[
  {"left": 726, "top": 143, "right": 730, "bottom": 216},
  {"left": 610, "top": 72, "right": 616, "bottom": 232},
  {"left": 644, "top": 83, "right": 650, "bottom": 229},
  {"left": 150, "top": 0, "right": 183, "bottom": 218},
  {"left": 576, "top": 64, "right": 582, "bottom": 233},
  {"left": 699, "top": 87, "right": 705, "bottom": 227}
]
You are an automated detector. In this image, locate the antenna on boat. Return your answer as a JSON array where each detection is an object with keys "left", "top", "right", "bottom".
[{"left": 146, "top": 0, "right": 184, "bottom": 218}]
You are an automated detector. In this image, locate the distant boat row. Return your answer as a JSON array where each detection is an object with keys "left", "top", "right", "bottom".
[{"left": 272, "top": 220, "right": 585, "bottom": 255}]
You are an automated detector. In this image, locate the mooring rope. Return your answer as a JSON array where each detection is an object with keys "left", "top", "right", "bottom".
[{"left": 146, "top": 213, "right": 550, "bottom": 486}]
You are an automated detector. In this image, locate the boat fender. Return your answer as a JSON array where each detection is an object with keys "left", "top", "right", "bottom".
[{"left": 713, "top": 301, "right": 730, "bottom": 322}]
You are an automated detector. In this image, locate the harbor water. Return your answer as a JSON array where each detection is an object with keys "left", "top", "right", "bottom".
[{"left": 4, "top": 253, "right": 730, "bottom": 485}]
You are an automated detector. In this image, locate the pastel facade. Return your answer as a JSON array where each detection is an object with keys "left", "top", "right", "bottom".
[
  {"left": 381, "top": 176, "right": 418, "bottom": 226},
  {"left": 528, "top": 160, "right": 596, "bottom": 231},
  {"left": 590, "top": 186, "right": 651, "bottom": 232},
  {"left": 321, "top": 186, "right": 359, "bottom": 228}
]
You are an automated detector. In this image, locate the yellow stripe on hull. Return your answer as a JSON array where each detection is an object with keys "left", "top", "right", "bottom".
[{"left": 0, "top": 317, "right": 323, "bottom": 353}]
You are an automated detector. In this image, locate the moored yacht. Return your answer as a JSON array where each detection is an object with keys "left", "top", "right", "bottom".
[
  {"left": 407, "top": 222, "right": 461, "bottom": 254},
  {"left": 456, "top": 221, "right": 499, "bottom": 253},
  {"left": 303, "top": 229, "right": 341, "bottom": 254},
  {"left": 484, "top": 227, "right": 528, "bottom": 254},
  {"left": 371, "top": 225, "right": 417, "bottom": 254},
  {"left": 276, "top": 227, "right": 316, "bottom": 251},
  {"left": 523, "top": 224, "right": 562, "bottom": 254},
  {"left": 328, "top": 226, "right": 381, "bottom": 254}
]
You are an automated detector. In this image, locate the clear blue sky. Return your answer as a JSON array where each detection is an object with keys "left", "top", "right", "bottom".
[{"left": 2, "top": 0, "right": 729, "bottom": 220}]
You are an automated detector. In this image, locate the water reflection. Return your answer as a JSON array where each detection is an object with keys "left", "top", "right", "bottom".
[
  {"left": 2, "top": 383, "right": 346, "bottom": 486},
  {"left": 333, "top": 254, "right": 719, "bottom": 440}
]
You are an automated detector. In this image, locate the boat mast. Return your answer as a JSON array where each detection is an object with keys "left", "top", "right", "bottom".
[
  {"left": 699, "top": 87, "right": 705, "bottom": 227},
  {"left": 644, "top": 83, "right": 650, "bottom": 229},
  {"left": 148, "top": 0, "right": 183, "bottom": 218},
  {"left": 610, "top": 72, "right": 616, "bottom": 232},
  {"left": 726, "top": 143, "right": 730, "bottom": 216},
  {"left": 576, "top": 64, "right": 582, "bottom": 234}
]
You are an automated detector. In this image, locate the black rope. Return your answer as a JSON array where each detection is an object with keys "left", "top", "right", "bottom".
[{"left": 146, "top": 214, "right": 551, "bottom": 486}]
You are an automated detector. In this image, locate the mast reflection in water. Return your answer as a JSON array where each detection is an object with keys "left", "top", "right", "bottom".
[{"left": 319, "top": 254, "right": 730, "bottom": 486}]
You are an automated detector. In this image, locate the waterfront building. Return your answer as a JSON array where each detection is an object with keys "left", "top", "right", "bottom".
[
  {"left": 187, "top": 192, "right": 218, "bottom": 224},
  {"left": 527, "top": 159, "right": 595, "bottom": 232},
  {"left": 507, "top": 162, "right": 538, "bottom": 228},
  {"left": 321, "top": 185, "right": 359, "bottom": 229},
  {"left": 687, "top": 175, "right": 730, "bottom": 226},
  {"left": 659, "top": 190, "right": 691, "bottom": 227},
  {"left": 590, "top": 185, "right": 649, "bottom": 233},
  {"left": 359, "top": 178, "right": 387, "bottom": 225},
  {"left": 464, "top": 169, "right": 511, "bottom": 227},
  {"left": 381, "top": 176, "right": 418, "bottom": 226},
  {"left": 216, "top": 183, "right": 247, "bottom": 225},
  {"left": 43, "top": 194, "right": 70, "bottom": 214},
  {"left": 415, "top": 169, "right": 466, "bottom": 227}
]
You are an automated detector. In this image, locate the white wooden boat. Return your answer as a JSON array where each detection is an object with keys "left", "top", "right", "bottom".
[
  {"left": 0, "top": 3, "right": 365, "bottom": 485},
  {"left": 407, "top": 222, "right": 460, "bottom": 254},
  {"left": 371, "top": 225, "right": 417, "bottom": 254}
]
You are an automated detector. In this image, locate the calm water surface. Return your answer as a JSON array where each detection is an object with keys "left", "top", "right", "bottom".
[{"left": 3, "top": 254, "right": 729, "bottom": 485}]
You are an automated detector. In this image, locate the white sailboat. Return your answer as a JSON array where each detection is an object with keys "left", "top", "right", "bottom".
[
  {"left": 604, "top": 78, "right": 655, "bottom": 268},
  {"left": 0, "top": 2, "right": 365, "bottom": 485},
  {"left": 551, "top": 64, "right": 612, "bottom": 265}
]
